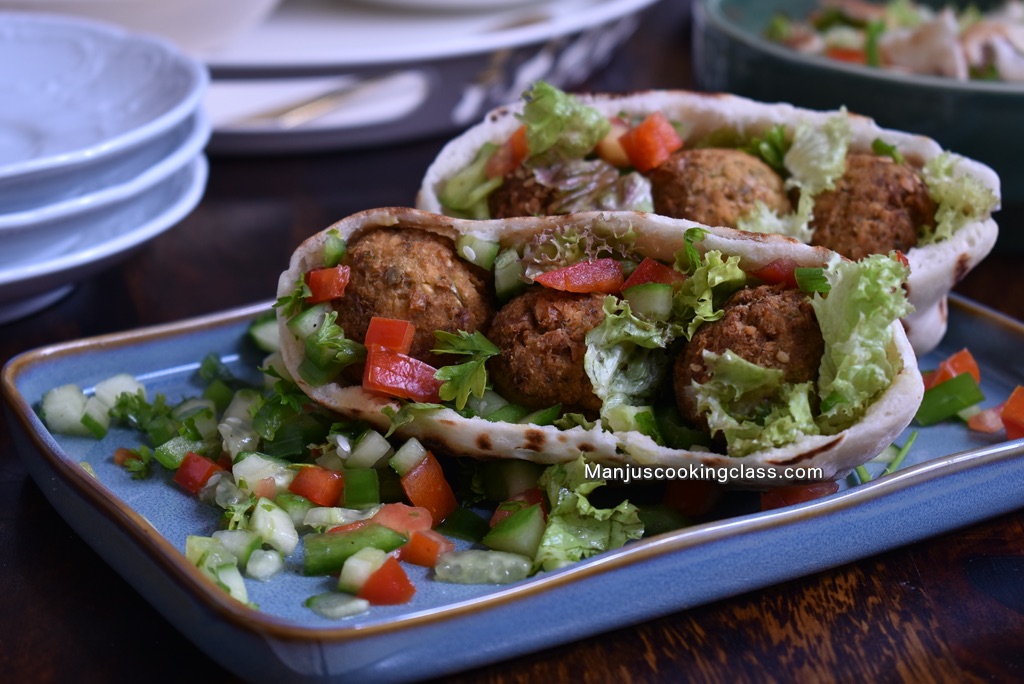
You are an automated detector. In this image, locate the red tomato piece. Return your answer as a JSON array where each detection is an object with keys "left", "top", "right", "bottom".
[
  {"left": 400, "top": 529, "right": 456, "bottom": 567},
  {"left": 489, "top": 487, "right": 548, "bottom": 527},
  {"left": 923, "top": 348, "right": 982, "bottom": 391},
  {"left": 362, "top": 347, "right": 443, "bottom": 403},
  {"left": 533, "top": 258, "right": 624, "bottom": 294},
  {"left": 968, "top": 404, "right": 1006, "bottom": 434},
  {"left": 1001, "top": 386, "right": 1024, "bottom": 441},
  {"left": 305, "top": 265, "right": 351, "bottom": 304},
  {"left": 173, "top": 451, "right": 225, "bottom": 494},
  {"left": 760, "top": 482, "right": 840, "bottom": 511},
  {"left": 485, "top": 125, "right": 529, "bottom": 179},
  {"left": 893, "top": 250, "right": 910, "bottom": 268},
  {"left": 288, "top": 465, "right": 345, "bottom": 507},
  {"left": 621, "top": 257, "right": 687, "bottom": 291},
  {"left": 327, "top": 520, "right": 368, "bottom": 535},
  {"left": 750, "top": 258, "right": 800, "bottom": 289},
  {"left": 618, "top": 111, "right": 683, "bottom": 172},
  {"left": 400, "top": 451, "right": 458, "bottom": 524},
  {"left": 371, "top": 502, "right": 434, "bottom": 536},
  {"left": 113, "top": 447, "right": 140, "bottom": 467},
  {"left": 356, "top": 556, "right": 416, "bottom": 605},
  {"left": 253, "top": 476, "right": 277, "bottom": 500},
  {"left": 662, "top": 479, "right": 723, "bottom": 517},
  {"left": 365, "top": 317, "right": 416, "bottom": 354},
  {"left": 826, "top": 47, "right": 867, "bottom": 64}
]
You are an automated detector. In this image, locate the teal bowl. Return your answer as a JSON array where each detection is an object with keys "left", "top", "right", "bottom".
[{"left": 692, "top": 0, "right": 1024, "bottom": 250}]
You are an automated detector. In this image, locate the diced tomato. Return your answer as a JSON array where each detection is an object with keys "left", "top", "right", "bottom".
[
  {"left": 485, "top": 125, "right": 529, "bottom": 178},
  {"left": 113, "top": 447, "right": 140, "bottom": 467},
  {"left": 749, "top": 258, "right": 800, "bottom": 289},
  {"left": 399, "top": 529, "right": 456, "bottom": 567},
  {"left": 826, "top": 46, "right": 867, "bottom": 64},
  {"left": 253, "top": 476, "right": 278, "bottom": 500},
  {"left": 173, "top": 451, "right": 225, "bottom": 494},
  {"left": 288, "top": 465, "right": 345, "bottom": 507},
  {"left": 327, "top": 520, "right": 368, "bottom": 535},
  {"left": 362, "top": 347, "right": 443, "bottom": 403},
  {"left": 400, "top": 451, "right": 458, "bottom": 523},
  {"left": 923, "top": 348, "right": 982, "bottom": 391},
  {"left": 894, "top": 250, "right": 910, "bottom": 268},
  {"left": 621, "top": 257, "right": 687, "bottom": 291},
  {"left": 594, "top": 117, "right": 632, "bottom": 168},
  {"left": 216, "top": 452, "right": 233, "bottom": 471},
  {"left": 305, "top": 265, "right": 351, "bottom": 304},
  {"left": 617, "top": 111, "right": 683, "bottom": 173},
  {"left": 489, "top": 487, "right": 547, "bottom": 527},
  {"left": 533, "top": 258, "right": 624, "bottom": 294},
  {"left": 968, "top": 404, "right": 1005, "bottom": 434},
  {"left": 1001, "top": 386, "right": 1024, "bottom": 440},
  {"left": 356, "top": 556, "right": 416, "bottom": 605},
  {"left": 371, "top": 502, "right": 434, "bottom": 536},
  {"left": 365, "top": 317, "right": 416, "bottom": 354},
  {"left": 662, "top": 479, "right": 723, "bottom": 517},
  {"left": 760, "top": 481, "right": 840, "bottom": 511}
]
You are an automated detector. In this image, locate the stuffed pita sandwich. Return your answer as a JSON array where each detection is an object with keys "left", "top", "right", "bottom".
[
  {"left": 416, "top": 83, "right": 1000, "bottom": 356},
  {"left": 275, "top": 207, "right": 923, "bottom": 487}
]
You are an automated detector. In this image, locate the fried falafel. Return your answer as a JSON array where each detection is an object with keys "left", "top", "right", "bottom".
[
  {"left": 649, "top": 148, "right": 793, "bottom": 228},
  {"left": 673, "top": 283, "right": 824, "bottom": 429},
  {"left": 809, "top": 153, "right": 936, "bottom": 261},
  {"left": 487, "top": 286, "right": 607, "bottom": 415}
]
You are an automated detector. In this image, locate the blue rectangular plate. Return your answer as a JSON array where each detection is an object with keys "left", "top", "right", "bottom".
[{"left": 4, "top": 294, "right": 1023, "bottom": 683}]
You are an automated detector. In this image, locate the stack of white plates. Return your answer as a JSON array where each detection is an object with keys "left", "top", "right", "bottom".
[{"left": 0, "top": 12, "right": 210, "bottom": 324}]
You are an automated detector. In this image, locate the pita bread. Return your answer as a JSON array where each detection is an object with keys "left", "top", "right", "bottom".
[
  {"left": 416, "top": 89, "right": 1001, "bottom": 356},
  {"left": 276, "top": 208, "right": 923, "bottom": 487}
]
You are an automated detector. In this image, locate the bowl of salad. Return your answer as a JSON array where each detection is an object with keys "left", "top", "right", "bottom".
[{"left": 692, "top": 0, "right": 1024, "bottom": 242}]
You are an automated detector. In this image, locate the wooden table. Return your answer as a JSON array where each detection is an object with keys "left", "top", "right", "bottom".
[{"left": 2, "top": 2, "right": 1023, "bottom": 682}]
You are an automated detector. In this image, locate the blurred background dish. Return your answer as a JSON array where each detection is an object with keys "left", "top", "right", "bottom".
[
  {"left": 0, "top": 0, "right": 283, "bottom": 55},
  {"left": 200, "top": 0, "right": 661, "bottom": 153},
  {"left": 692, "top": 0, "right": 1024, "bottom": 247}
]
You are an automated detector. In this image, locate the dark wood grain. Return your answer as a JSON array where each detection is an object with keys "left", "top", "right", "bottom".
[{"left": 2, "top": 2, "right": 1023, "bottom": 682}]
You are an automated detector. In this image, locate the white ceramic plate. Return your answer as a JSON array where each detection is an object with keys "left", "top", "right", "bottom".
[
  {"left": 0, "top": 155, "right": 208, "bottom": 324},
  {"left": 0, "top": 12, "right": 207, "bottom": 202},
  {"left": 0, "top": 111, "right": 210, "bottom": 268},
  {"left": 202, "top": 0, "right": 658, "bottom": 153}
]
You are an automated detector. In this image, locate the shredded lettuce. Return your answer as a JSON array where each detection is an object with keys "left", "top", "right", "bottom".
[
  {"left": 920, "top": 152, "right": 998, "bottom": 244},
  {"left": 534, "top": 457, "right": 644, "bottom": 571},
  {"left": 437, "top": 142, "right": 502, "bottom": 219},
  {"left": 691, "top": 351, "right": 820, "bottom": 457},
  {"left": 520, "top": 222, "right": 636, "bottom": 280},
  {"left": 518, "top": 82, "right": 610, "bottom": 167},
  {"left": 736, "top": 200, "right": 815, "bottom": 243},
  {"left": 810, "top": 252, "right": 913, "bottom": 432},
  {"left": 783, "top": 111, "right": 851, "bottom": 230},
  {"left": 671, "top": 249, "right": 748, "bottom": 340},
  {"left": 533, "top": 159, "right": 653, "bottom": 213}
]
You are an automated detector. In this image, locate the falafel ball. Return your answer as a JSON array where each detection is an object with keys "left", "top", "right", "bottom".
[
  {"left": 673, "top": 283, "right": 824, "bottom": 429},
  {"left": 649, "top": 148, "right": 792, "bottom": 228},
  {"left": 488, "top": 165, "right": 559, "bottom": 219},
  {"left": 487, "top": 287, "right": 606, "bottom": 415},
  {"left": 809, "top": 153, "right": 935, "bottom": 261},
  {"left": 334, "top": 226, "right": 495, "bottom": 367}
]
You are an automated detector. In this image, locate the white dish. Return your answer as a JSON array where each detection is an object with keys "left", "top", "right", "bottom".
[
  {"left": 0, "top": 110, "right": 210, "bottom": 266},
  {"left": 0, "top": 155, "right": 208, "bottom": 325},
  {"left": 203, "top": 0, "right": 658, "bottom": 153},
  {"left": 0, "top": 12, "right": 207, "bottom": 197}
]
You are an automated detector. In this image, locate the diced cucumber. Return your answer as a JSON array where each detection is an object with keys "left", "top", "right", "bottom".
[
  {"left": 261, "top": 351, "right": 293, "bottom": 386},
  {"left": 303, "top": 505, "right": 378, "bottom": 531},
  {"left": 246, "top": 548, "right": 284, "bottom": 580},
  {"left": 623, "top": 282, "right": 673, "bottom": 320},
  {"left": 213, "top": 563, "right": 249, "bottom": 603},
  {"left": 484, "top": 403, "right": 532, "bottom": 423},
  {"left": 434, "top": 549, "right": 532, "bottom": 585},
  {"left": 337, "top": 546, "right": 388, "bottom": 594},
  {"left": 342, "top": 468, "right": 380, "bottom": 509},
  {"left": 438, "top": 141, "right": 501, "bottom": 212},
  {"left": 153, "top": 435, "right": 208, "bottom": 470},
  {"left": 249, "top": 314, "right": 281, "bottom": 353},
  {"left": 174, "top": 398, "right": 219, "bottom": 440},
  {"left": 203, "top": 379, "right": 235, "bottom": 414},
  {"left": 212, "top": 529, "right": 262, "bottom": 566},
  {"left": 185, "top": 535, "right": 248, "bottom": 603},
  {"left": 348, "top": 429, "right": 393, "bottom": 469},
  {"left": 249, "top": 497, "right": 299, "bottom": 555},
  {"left": 218, "top": 416, "right": 260, "bottom": 460},
  {"left": 286, "top": 302, "right": 332, "bottom": 340},
  {"left": 434, "top": 507, "right": 490, "bottom": 543},
  {"left": 275, "top": 492, "right": 315, "bottom": 528},
  {"left": 464, "top": 389, "right": 510, "bottom": 418},
  {"left": 223, "top": 388, "right": 261, "bottom": 423},
  {"left": 322, "top": 229, "right": 347, "bottom": 267},
  {"left": 303, "top": 523, "right": 407, "bottom": 576},
  {"left": 305, "top": 592, "right": 370, "bottom": 619},
  {"left": 93, "top": 373, "right": 145, "bottom": 408},
  {"left": 389, "top": 437, "right": 426, "bottom": 476},
  {"left": 80, "top": 396, "right": 111, "bottom": 439},
  {"left": 232, "top": 452, "right": 295, "bottom": 494},
  {"left": 481, "top": 460, "right": 545, "bottom": 501},
  {"left": 517, "top": 403, "right": 561, "bottom": 426},
  {"left": 40, "top": 384, "right": 91, "bottom": 437},
  {"left": 494, "top": 247, "right": 526, "bottom": 302},
  {"left": 456, "top": 234, "right": 500, "bottom": 270},
  {"left": 482, "top": 503, "right": 546, "bottom": 559}
]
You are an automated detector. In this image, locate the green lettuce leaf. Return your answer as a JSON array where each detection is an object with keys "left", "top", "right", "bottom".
[
  {"left": 783, "top": 111, "right": 851, "bottom": 228},
  {"left": 534, "top": 457, "right": 644, "bottom": 571},
  {"left": 533, "top": 159, "right": 653, "bottom": 213},
  {"left": 736, "top": 200, "right": 814, "bottom": 243},
  {"left": 810, "top": 252, "right": 913, "bottom": 431},
  {"left": 691, "top": 351, "right": 819, "bottom": 457},
  {"left": 920, "top": 152, "right": 999, "bottom": 244},
  {"left": 671, "top": 249, "right": 748, "bottom": 340},
  {"left": 519, "top": 82, "right": 610, "bottom": 167}
]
